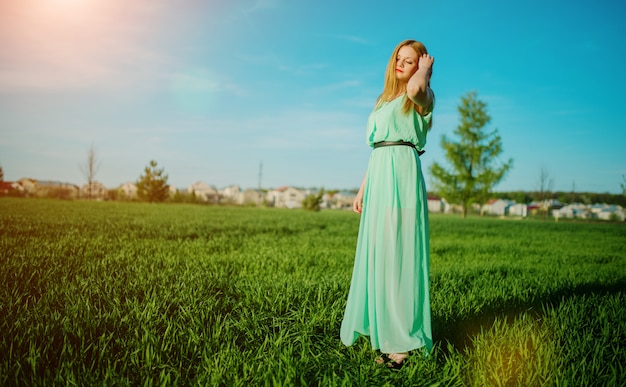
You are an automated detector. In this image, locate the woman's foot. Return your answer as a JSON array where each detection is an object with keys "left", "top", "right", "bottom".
[
  {"left": 376, "top": 353, "right": 391, "bottom": 365},
  {"left": 387, "top": 352, "right": 408, "bottom": 369},
  {"left": 376, "top": 352, "right": 408, "bottom": 369}
]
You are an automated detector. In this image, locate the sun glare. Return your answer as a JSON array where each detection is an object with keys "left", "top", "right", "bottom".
[
  {"left": 46, "top": 0, "right": 91, "bottom": 5},
  {"left": 37, "top": 0, "right": 98, "bottom": 17}
]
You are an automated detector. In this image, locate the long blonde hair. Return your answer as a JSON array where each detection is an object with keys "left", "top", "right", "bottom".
[{"left": 376, "top": 40, "right": 432, "bottom": 116}]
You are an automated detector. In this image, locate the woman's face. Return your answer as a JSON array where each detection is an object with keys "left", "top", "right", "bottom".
[{"left": 394, "top": 45, "right": 419, "bottom": 82}]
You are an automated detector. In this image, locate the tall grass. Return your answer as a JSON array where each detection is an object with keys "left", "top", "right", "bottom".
[{"left": 1, "top": 198, "right": 624, "bottom": 386}]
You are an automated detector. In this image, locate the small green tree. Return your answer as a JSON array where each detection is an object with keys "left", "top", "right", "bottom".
[
  {"left": 430, "top": 91, "right": 513, "bottom": 218},
  {"left": 136, "top": 160, "right": 170, "bottom": 202},
  {"left": 537, "top": 165, "right": 554, "bottom": 220},
  {"left": 80, "top": 144, "right": 100, "bottom": 200},
  {"left": 302, "top": 188, "right": 325, "bottom": 211}
]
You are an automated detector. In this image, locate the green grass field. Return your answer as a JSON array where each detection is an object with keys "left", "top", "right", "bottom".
[{"left": 1, "top": 198, "right": 625, "bottom": 386}]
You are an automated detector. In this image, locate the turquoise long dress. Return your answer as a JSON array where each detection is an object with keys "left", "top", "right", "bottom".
[{"left": 340, "top": 95, "right": 433, "bottom": 354}]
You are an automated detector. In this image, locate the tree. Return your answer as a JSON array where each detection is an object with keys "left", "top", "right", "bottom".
[
  {"left": 0, "top": 163, "right": 4, "bottom": 182},
  {"left": 302, "top": 188, "right": 325, "bottom": 211},
  {"left": 430, "top": 91, "right": 513, "bottom": 218},
  {"left": 537, "top": 166, "right": 554, "bottom": 219},
  {"left": 621, "top": 175, "right": 626, "bottom": 196},
  {"left": 80, "top": 144, "right": 100, "bottom": 199},
  {"left": 136, "top": 160, "right": 170, "bottom": 202}
]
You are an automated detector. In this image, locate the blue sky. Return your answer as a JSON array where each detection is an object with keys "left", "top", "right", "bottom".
[{"left": 1, "top": 0, "right": 625, "bottom": 194}]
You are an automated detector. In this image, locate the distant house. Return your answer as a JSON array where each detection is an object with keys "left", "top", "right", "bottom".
[
  {"left": 0, "top": 181, "right": 21, "bottom": 196},
  {"left": 554, "top": 203, "right": 588, "bottom": 219},
  {"left": 552, "top": 203, "right": 625, "bottom": 221},
  {"left": 554, "top": 204, "right": 572, "bottom": 219},
  {"left": 337, "top": 191, "right": 357, "bottom": 210},
  {"left": 481, "top": 199, "right": 514, "bottom": 216},
  {"left": 37, "top": 180, "right": 80, "bottom": 199},
  {"left": 597, "top": 205, "right": 625, "bottom": 221},
  {"left": 81, "top": 181, "right": 107, "bottom": 200},
  {"left": 589, "top": 204, "right": 624, "bottom": 221},
  {"left": 529, "top": 199, "right": 563, "bottom": 215},
  {"left": 18, "top": 178, "right": 38, "bottom": 196},
  {"left": 217, "top": 185, "right": 265, "bottom": 206},
  {"left": 219, "top": 185, "right": 243, "bottom": 204},
  {"left": 188, "top": 181, "right": 219, "bottom": 203},
  {"left": 508, "top": 203, "right": 528, "bottom": 217},
  {"left": 325, "top": 190, "right": 356, "bottom": 210},
  {"left": 527, "top": 203, "right": 541, "bottom": 216},
  {"left": 118, "top": 182, "right": 137, "bottom": 199},
  {"left": 321, "top": 191, "right": 335, "bottom": 209},
  {"left": 590, "top": 203, "right": 614, "bottom": 217},
  {"left": 427, "top": 196, "right": 444, "bottom": 213},
  {"left": 241, "top": 188, "right": 265, "bottom": 206},
  {"left": 481, "top": 199, "right": 535, "bottom": 217},
  {"left": 547, "top": 199, "right": 564, "bottom": 209},
  {"left": 266, "top": 186, "right": 307, "bottom": 209}
]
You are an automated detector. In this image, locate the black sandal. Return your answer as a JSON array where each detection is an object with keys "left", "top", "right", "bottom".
[
  {"left": 376, "top": 352, "right": 407, "bottom": 370},
  {"left": 376, "top": 353, "right": 392, "bottom": 365},
  {"left": 387, "top": 359, "right": 405, "bottom": 370}
]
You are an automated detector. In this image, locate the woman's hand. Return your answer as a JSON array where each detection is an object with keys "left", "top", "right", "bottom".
[
  {"left": 407, "top": 53, "right": 434, "bottom": 108},
  {"left": 352, "top": 190, "right": 364, "bottom": 214},
  {"left": 353, "top": 174, "right": 366, "bottom": 214},
  {"left": 415, "top": 53, "right": 433, "bottom": 80}
]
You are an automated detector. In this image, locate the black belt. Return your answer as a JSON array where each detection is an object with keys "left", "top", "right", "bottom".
[{"left": 374, "top": 141, "right": 425, "bottom": 156}]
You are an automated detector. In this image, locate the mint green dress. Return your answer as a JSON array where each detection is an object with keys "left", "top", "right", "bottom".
[{"left": 340, "top": 95, "right": 433, "bottom": 354}]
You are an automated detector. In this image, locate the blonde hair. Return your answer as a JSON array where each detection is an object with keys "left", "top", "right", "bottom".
[{"left": 376, "top": 40, "right": 432, "bottom": 117}]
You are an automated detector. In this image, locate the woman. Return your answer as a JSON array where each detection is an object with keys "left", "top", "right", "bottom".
[{"left": 340, "top": 40, "right": 434, "bottom": 370}]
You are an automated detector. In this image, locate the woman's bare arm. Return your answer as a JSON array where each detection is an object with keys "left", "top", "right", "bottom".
[
  {"left": 353, "top": 174, "right": 366, "bottom": 214},
  {"left": 406, "top": 54, "right": 434, "bottom": 109}
]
